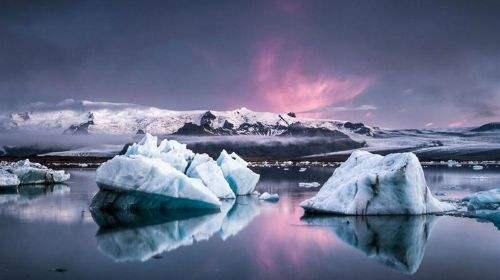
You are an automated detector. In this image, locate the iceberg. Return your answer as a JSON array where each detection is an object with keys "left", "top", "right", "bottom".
[
  {"left": 0, "top": 159, "right": 70, "bottom": 185},
  {"left": 460, "top": 189, "right": 500, "bottom": 230},
  {"left": 463, "top": 188, "right": 500, "bottom": 211},
  {"left": 186, "top": 154, "right": 235, "bottom": 199},
  {"left": 259, "top": 192, "right": 279, "bottom": 202},
  {"left": 298, "top": 182, "right": 321, "bottom": 188},
  {"left": 301, "top": 215, "right": 438, "bottom": 274},
  {"left": 472, "top": 165, "right": 484, "bottom": 171},
  {"left": 301, "top": 151, "right": 455, "bottom": 215},
  {"left": 93, "top": 134, "right": 260, "bottom": 210},
  {"left": 94, "top": 155, "right": 221, "bottom": 210},
  {"left": 217, "top": 150, "right": 260, "bottom": 195}
]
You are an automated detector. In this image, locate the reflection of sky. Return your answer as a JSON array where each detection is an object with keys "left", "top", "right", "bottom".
[
  {"left": 253, "top": 196, "right": 339, "bottom": 272},
  {"left": 424, "top": 167, "right": 500, "bottom": 200}
]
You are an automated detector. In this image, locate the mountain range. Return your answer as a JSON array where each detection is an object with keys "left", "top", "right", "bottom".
[{"left": 0, "top": 99, "right": 499, "bottom": 161}]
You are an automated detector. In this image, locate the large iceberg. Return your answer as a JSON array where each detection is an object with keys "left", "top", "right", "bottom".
[
  {"left": 217, "top": 150, "right": 260, "bottom": 195},
  {"left": 95, "top": 155, "right": 221, "bottom": 210},
  {"left": 93, "top": 134, "right": 258, "bottom": 210},
  {"left": 301, "top": 151, "right": 455, "bottom": 215},
  {"left": 186, "top": 154, "right": 235, "bottom": 199},
  {"left": 302, "top": 215, "right": 438, "bottom": 274},
  {"left": 0, "top": 159, "right": 70, "bottom": 186}
]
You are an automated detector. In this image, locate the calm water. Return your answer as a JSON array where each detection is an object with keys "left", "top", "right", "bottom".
[{"left": 0, "top": 166, "right": 499, "bottom": 280}]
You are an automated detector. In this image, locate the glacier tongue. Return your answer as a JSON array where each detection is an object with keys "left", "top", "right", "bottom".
[{"left": 301, "top": 150, "right": 455, "bottom": 215}]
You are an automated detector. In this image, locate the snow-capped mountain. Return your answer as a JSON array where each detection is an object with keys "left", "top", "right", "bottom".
[{"left": 2, "top": 99, "right": 375, "bottom": 137}]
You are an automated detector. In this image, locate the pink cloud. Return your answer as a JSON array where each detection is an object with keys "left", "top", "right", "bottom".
[
  {"left": 448, "top": 120, "right": 467, "bottom": 128},
  {"left": 253, "top": 40, "right": 373, "bottom": 117}
]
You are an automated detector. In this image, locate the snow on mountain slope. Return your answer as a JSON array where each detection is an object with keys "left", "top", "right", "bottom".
[{"left": 1, "top": 99, "right": 374, "bottom": 137}]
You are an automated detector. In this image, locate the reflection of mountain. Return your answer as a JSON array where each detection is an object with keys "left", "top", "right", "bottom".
[
  {"left": 92, "top": 197, "right": 261, "bottom": 262},
  {"left": 301, "top": 215, "right": 438, "bottom": 274}
]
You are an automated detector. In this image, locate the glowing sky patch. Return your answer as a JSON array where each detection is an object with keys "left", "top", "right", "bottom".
[{"left": 253, "top": 40, "right": 373, "bottom": 115}]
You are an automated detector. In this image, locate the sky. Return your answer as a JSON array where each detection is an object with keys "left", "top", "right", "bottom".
[{"left": 1, "top": 0, "right": 499, "bottom": 129}]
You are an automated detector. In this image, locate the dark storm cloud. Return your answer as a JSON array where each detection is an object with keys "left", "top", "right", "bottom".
[{"left": 0, "top": 0, "right": 499, "bottom": 128}]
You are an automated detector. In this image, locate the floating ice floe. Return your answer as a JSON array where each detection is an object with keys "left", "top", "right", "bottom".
[
  {"left": 302, "top": 215, "right": 438, "bottom": 274},
  {"left": 217, "top": 150, "right": 260, "bottom": 195},
  {"left": 259, "top": 192, "right": 279, "bottom": 202},
  {"left": 301, "top": 150, "right": 455, "bottom": 215},
  {"left": 299, "top": 167, "right": 307, "bottom": 172},
  {"left": 472, "top": 165, "right": 484, "bottom": 171},
  {"left": 93, "top": 134, "right": 259, "bottom": 210},
  {"left": 447, "top": 160, "right": 462, "bottom": 167},
  {"left": 463, "top": 188, "right": 500, "bottom": 211},
  {"left": 0, "top": 159, "right": 70, "bottom": 186},
  {"left": 298, "top": 182, "right": 321, "bottom": 188},
  {"left": 461, "top": 188, "right": 500, "bottom": 229}
]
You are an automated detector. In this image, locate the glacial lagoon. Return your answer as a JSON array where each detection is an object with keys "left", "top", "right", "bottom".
[{"left": 0, "top": 166, "right": 499, "bottom": 279}]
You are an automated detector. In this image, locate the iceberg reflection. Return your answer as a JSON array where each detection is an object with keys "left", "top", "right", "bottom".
[
  {"left": 0, "top": 184, "right": 70, "bottom": 205},
  {"left": 301, "top": 215, "right": 438, "bottom": 274},
  {"left": 91, "top": 197, "right": 261, "bottom": 262}
]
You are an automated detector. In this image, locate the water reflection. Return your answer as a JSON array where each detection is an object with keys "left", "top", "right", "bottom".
[
  {"left": 0, "top": 184, "right": 69, "bottom": 205},
  {"left": 301, "top": 215, "right": 439, "bottom": 274},
  {"left": 91, "top": 197, "right": 261, "bottom": 262},
  {"left": 463, "top": 210, "right": 500, "bottom": 230}
]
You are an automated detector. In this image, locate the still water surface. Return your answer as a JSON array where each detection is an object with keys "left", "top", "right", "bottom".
[{"left": 0, "top": 166, "right": 499, "bottom": 279}]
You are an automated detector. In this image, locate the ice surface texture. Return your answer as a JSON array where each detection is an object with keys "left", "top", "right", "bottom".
[
  {"left": 462, "top": 188, "right": 500, "bottom": 229},
  {"left": 463, "top": 188, "right": 500, "bottom": 211},
  {"left": 301, "top": 150, "right": 455, "bottom": 215},
  {"left": 186, "top": 154, "right": 235, "bottom": 199},
  {"left": 217, "top": 150, "right": 260, "bottom": 195},
  {"left": 0, "top": 159, "right": 70, "bottom": 186},
  {"left": 95, "top": 155, "right": 221, "bottom": 210}
]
